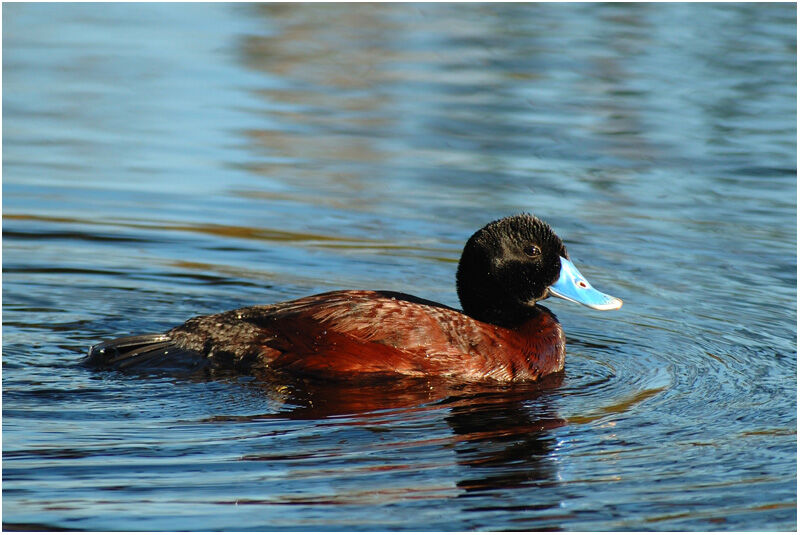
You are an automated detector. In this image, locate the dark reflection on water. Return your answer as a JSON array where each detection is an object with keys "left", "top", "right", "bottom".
[
  {"left": 3, "top": 2, "right": 796, "bottom": 531},
  {"left": 201, "top": 375, "right": 567, "bottom": 527}
]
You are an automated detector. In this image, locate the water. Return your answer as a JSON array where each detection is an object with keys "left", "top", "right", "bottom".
[{"left": 2, "top": 3, "right": 796, "bottom": 531}]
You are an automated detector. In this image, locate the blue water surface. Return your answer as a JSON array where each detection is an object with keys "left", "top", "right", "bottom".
[{"left": 3, "top": 3, "right": 796, "bottom": 531}]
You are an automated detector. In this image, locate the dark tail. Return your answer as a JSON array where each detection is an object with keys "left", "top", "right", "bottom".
[{"left": 84, "top": 333, "right": 209, "bottom": 374}]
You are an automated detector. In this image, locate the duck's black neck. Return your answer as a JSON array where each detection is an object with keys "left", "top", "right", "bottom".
[{"left": 463, "top": 300, "right": 549, "bottom": 329}]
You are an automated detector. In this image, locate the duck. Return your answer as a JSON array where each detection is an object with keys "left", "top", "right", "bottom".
[{"left": 84, "top": 214, "right": 622, "bottom": 382}]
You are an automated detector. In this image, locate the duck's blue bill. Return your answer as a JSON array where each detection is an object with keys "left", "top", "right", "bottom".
[{"left": 548, "top": 257, "right": 623, "bottom": 310}]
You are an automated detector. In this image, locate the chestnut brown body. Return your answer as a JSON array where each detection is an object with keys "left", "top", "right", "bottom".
[{"left": 163, "top": 290, "right": 565, "bottom": 382}]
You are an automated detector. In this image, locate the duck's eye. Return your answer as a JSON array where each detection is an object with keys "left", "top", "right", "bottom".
[{"left": 524, "top": 245, "right": 541, "bottom": 257}]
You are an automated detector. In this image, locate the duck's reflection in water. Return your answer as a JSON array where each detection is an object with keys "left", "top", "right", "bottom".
[
  {"left": 443, "top": 378, "right": 565, "bottom": 500},
  {"left": 249, "top": 372, "right": 565, "bottom": 496}
]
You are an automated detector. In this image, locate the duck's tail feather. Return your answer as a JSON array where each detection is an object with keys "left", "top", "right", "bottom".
[{"left": 84, "top": 333, "right": 209, "bottom": 374}]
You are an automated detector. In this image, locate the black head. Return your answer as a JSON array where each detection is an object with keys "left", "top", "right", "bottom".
[{"left": 456, "top": 214, "right": 568, "bottom": 327}]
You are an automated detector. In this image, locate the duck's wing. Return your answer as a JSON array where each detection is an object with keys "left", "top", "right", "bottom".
[
  {"left": 246, "top": 291, "right": 488, "bottom": 378},
  {"left": 83, "top": 333, "right": 210, "bottom": 375}
]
